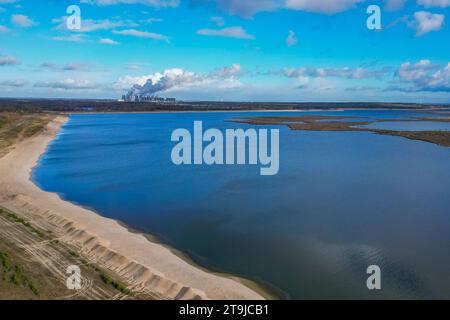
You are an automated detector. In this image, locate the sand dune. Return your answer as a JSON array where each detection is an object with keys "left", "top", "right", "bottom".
[{"left": 0, "top": 116, "right": 264, "bottom": 300}]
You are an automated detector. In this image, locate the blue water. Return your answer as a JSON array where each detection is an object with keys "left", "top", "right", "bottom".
[
  {"left": 361, "top": 121, "right": 450, "bottom": 131},
  {"left": 33, "top": 110, "right": 450, "bottom": 299}
]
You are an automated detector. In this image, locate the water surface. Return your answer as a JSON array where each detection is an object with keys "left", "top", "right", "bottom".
[
  {"left": 361, "top": 121, "right": 450, "bottom": 131},
  {"left": 34, "top": 110, "right": 450, "bottom": 299}
]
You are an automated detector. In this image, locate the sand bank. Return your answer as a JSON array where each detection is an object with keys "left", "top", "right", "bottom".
[{"left": 0, "top": 116, "right": 264, "bottom": 300}]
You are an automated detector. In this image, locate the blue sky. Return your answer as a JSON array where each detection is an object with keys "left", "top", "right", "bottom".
[{"left": 0, "top": 0, "right": 449, "bottom": 102}]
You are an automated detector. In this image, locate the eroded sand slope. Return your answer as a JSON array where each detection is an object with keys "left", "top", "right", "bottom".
[{"left": 0, "top": 116, "right": 264, "bottom": 300}]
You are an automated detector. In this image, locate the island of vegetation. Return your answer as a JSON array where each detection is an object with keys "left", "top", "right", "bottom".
[{"left": 232, "top": 115, "right": 450, "bottom": 147}]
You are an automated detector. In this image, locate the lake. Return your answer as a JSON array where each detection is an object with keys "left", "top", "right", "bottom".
[{"left": 33, "top": 110, "right": 450, "bottom": 299}]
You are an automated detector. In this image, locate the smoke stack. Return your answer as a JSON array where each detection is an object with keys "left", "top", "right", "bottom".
[{"left": 125, "top": 68, "right": 201, "bottom": 98}]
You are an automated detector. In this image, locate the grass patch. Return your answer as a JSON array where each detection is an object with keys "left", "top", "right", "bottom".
[
  {"left": 373, "top": 130, "right": 450, "bottom": 147},
  {"left": 68, "top": 250, "right": 79, "bottom": 258},
  {"left": 5, "top": 211, "right": 45, "bottom": 238},
  {"left": 10, "top": 272, "right": 20, "bottom": 285},
  {"left": 233, "top": 115, "right": 450, "bottom": 148},
  {"left": 0, "top": 251, "right": 12, "bottom": 272},
  {"left": 0, "top": 250, "right": 40, "bottom": 296},
  {"left": 0, "top": 112, "right": 51, "bottom": 157},
  {"left": 96, "top": 267, "right": 132, "bottom": 295},
  {"left": 27, "top": 281, "right": 40, "bottom": 296},
  {"left": 66, "top": 250, "right": 129, "bottom": 294},
  {"left": 68, "top": 249, "right": 88, "bottom": 265}
]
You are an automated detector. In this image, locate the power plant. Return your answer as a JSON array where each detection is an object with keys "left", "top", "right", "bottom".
[
  {"left": 121, "top": 93, "right": 176, "bottom": 103},
  {"left": 121, "top": 69, "right": 188, "bottom": 103}
]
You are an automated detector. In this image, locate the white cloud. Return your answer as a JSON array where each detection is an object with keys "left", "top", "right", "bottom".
[
  {"left": 74, "top": 0, "right": 383, "bottom": 19},
  {"left": 126, "top": 68, "right": 204, "bottom": 94},
  {"left": 384, "top": 0, "right": 405, "bottom": 11},
  {"left": 210, "top": 16, "right": 225, "bottom": 27},
  {"left": 197, "top": 0, "right": 368, "bottom": 18},
  {"left": 34, "top": 79, "right": 100, "bottom": 90},
  {"left": 285, "top": 0, "right": 365, "bottom": 14},
  {"left": 125, "top": 63, "right": 147, "bottom": 71},
  {"left": 140, "top": 17, "right": 163, "bottom": 24},
  {"left": 211, "top": 64, "right": 244, "bottom": 78},
  {"left": 286, "top": 30, "right": 298, "bottom": 46},
  {"left": 417, "top": 0, "right": 450, "bottom": 8},
  {"left": 79, "top": 0, "right": 180, "bottom": 8},
  {"left": 214, "top": 0, "right": 280, "bottom": 18},
  {"left": 197, "top": 26, "right": 255, "bottom": 40},
  {"left": 115, "top": 64, "right": 244, "bottom": 94},
  {"left": 11, "top": 14, "right": 36, "bottom": 27},
  {"left": 78, "top": 0, "right": 371, "bottom": 19},
  {"left": 113, "top": 74, "right": 154, "bottom": 90},
  {"left": 396, "top": 60, "right": 435, "bottom": 81},
  {"left": 112, "top": 29, "right": 170, "bottom": 42},
  {"left": 391, "top": 60, "right": 450, "bottom": 92},
  {"left": 52, "top": 34, "right": 88, "bottom": 43},
  {"left": 99, "top": 38, "right": 120, "bottom": 45},
  {"left": 411, "top": 11, "right": 445, "bottom": 36},
  {"left": 40, "top": 62, "right": 91, "bottom": 72},
  {"left": 0, "top": 25, "right": 9, "bottom": 32},
  {"left": 0, "top": 53, "right": 20, "bottom": 66},
  {"left": 345, "top": 85, "right": 377, "bottom": 91},
  {"left": 53, "top": 17, "right": 137, "bottom": 33},
  {"left": 283, "top": 66, "right": 387, "bottom": 79},
  {"left": 0, "top": 79, "right": 28, "bottom": 87}
]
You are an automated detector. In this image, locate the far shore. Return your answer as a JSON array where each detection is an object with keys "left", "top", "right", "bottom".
[
  {"left": 232, "top": 114, "right": 450, "bottom": 147},
  {"left": 61, "top": 106, "right": 449, "bottom": 115},
  {"left": 0, "top": 115, "right": 268, "bottom": 300}
]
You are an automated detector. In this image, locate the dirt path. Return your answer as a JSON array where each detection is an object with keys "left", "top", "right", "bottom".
[
  {"left": 0, "top": 205, "right": 166, "bottom": 300},
  {"left": 0, "top": 115, "right": 265, "bottom": 300}
]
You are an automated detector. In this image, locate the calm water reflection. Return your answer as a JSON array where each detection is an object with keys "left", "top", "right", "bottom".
[{"left": 34, "top": 110, "right": 450, "bottom": 299}]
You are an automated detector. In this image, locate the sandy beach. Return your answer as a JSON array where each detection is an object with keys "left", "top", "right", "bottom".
[{"left": 0, "top": 115, "right": 264, "bottom": 300}]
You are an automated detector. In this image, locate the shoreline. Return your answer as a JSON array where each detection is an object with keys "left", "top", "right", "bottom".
[
  {"left": 58, "top": 106, "right": 449, "bottom": 115},
  {"left": 30, "top": 189, "right": 280, "bottom": 300},
  {"left": 113, "top": 220, "right": 282, "bottom": 300},
  {"left": 0, "top": 115, "right": 266, "bottom": 300}
]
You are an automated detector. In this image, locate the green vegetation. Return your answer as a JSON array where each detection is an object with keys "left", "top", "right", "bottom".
[
  {"left": 0, "top": 112, "right": 51, "bottom": 156},
  {"left": 96, "top": 267, "right": 132, "bottom": 295},
  {"left": 0, "top": 98, "right": 445, "bottom": 113},
  {"left": 4, "top": 210, "right": 45, "bottom": 238},
  {"left": 67, "top": 249, "right": 132, "bottom": 295},
  {"left": 67, "top": 248, "right": 88, "bottom": 265},
  {"left": 0, "top": 250, "right": 40, "bottom": 296},
  {"left": 0, "top": 251, "right": 12, "bottom": 271},
  {"left": 8, "top": 212, "right": 30, "bottom": 226},
  {"left": 28, "top": 281, "right": 40, "bottom": 296},
  {"left": 0, "top": 207, "right": 136, "bottom": 299},
  {"left": 10, "top": 272, "right": 20, "bottom": 285},
  {"left": 373, "top": 130, "right": 450, "bottom": 147},
  {"left": 68, "top": 250, "right": 79, "bottom": 258},
  {"left": 234, "top": 115, "right": 450, "bottom": 148},
  {"left": 66, "top": 244, "right": 132, "bottom": 295}
]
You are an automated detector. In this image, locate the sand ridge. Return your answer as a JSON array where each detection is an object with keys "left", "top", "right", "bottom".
[{"left": 0, "top": 116, "right": 264, "bottom": 300}]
